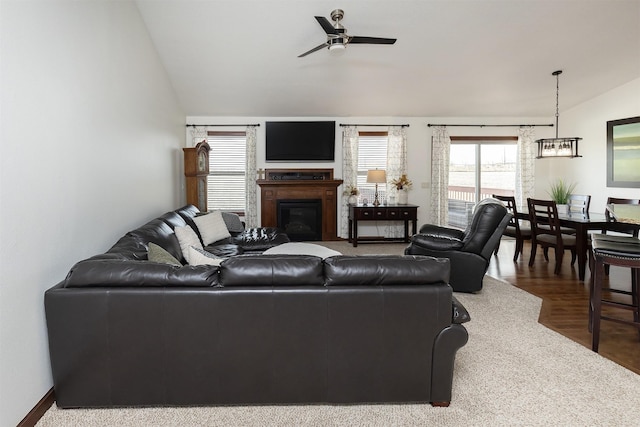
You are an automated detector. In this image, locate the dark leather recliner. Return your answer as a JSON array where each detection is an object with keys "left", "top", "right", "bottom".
[{"left": 405, "top": 198, "right": 511, "bottom": 292}]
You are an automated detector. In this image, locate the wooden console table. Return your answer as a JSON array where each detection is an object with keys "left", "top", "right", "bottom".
[{"left": 348, "top": 204, "right": 418, "bottom": 247}]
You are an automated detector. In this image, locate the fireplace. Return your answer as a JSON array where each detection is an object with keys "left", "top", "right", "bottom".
[
  {"left": 258, "top": 169, "right": 343, "bottom": 241},
  {"left": 277, "top": 199, "right": 322, "bottom": 241}
]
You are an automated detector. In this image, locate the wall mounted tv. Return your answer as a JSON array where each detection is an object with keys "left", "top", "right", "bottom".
[{"left": 266, "top": 121, "right": 336, "bottom": 162}]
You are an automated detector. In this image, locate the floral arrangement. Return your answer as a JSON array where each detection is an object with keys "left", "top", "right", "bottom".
[
  {"left": 391, "top": 174, "right": 413, "bottom": 191},
  {"left": 343, "top": 185, "right": 359, "bottom": 196}
]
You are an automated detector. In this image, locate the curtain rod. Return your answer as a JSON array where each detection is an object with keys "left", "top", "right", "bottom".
[
  {"left": 339, "top": 123, "right": 409, "bottom": 127},
  {"left": 427, "top": 123, "right": 553, "bottom": 128},
  {"left": 186, "top": 124, "right": 260, "bottom": 127}
]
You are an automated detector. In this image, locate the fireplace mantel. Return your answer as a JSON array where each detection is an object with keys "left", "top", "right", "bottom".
[{"left": 257, "top": 169, "right": 343, "bottom": 241}]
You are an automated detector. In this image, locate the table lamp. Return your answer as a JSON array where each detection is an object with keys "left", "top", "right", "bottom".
[{"left": 366, "top": 169, "right": 387, "bottom": 207}]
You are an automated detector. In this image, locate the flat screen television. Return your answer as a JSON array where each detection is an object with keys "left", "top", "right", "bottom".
[{"left": 266, "top": 121, "right": 335, "bottom": 161}]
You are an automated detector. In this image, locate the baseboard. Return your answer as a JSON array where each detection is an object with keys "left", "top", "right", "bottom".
[{"left": 18, "top": 388, "right": 55, "bottom": 427}]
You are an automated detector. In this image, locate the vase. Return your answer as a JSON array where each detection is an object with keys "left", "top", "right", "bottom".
[
  {"left": 397, "top": 190, "right": 408, "bottom": 205},
  {"left": 348, "top": 195, "right": 358, "bottom": 205}
]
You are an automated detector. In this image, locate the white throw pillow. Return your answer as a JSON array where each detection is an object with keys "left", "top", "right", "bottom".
[
  {"left": 188, "top": 246, "right": 223, "bottom": 266},
  {"left": 174, "top": 226, "right": 203, "bottom": 264},
  {"left": 193, "top": 211, "right": 231, "bottom": 245}
]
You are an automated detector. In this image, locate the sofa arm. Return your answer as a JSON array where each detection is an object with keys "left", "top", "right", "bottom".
[
  {"left": 451, "top": 296, "right": 471, "bottom": 324},
  {"left": 418, "top": 224, "right": 465, "bottom": 239},
  {"left": 409, "top": 233, "right": 464, "bottom": 251}
]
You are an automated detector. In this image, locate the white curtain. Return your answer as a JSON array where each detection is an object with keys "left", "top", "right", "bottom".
[
  {"left": 244, "top": 125, "right": 258, "bottom": 228},
  {"left": 340, "top": 126, "right": 359, "bottom": 238},
  {"left": 430, "top": 126, "right": 451, "bottom": 226},
  {"left": 516, "top": 126, "right": 536, "bottom": 207},
  {"left": 385, "top": 126, "right": 408, "bottom": 238}
]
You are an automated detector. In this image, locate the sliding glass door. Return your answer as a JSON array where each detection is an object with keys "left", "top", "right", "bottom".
[{"left": 448, "top": 138, "right": 517, "bottom": 228}]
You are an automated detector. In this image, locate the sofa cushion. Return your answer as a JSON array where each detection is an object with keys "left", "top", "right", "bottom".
[
  {"left": 219, "top": 255, "right": 324, "bottom": 286},
  {"left": 126, "top": 219, "right": 183, "bottom": 261},
  {"left": 159, "top": 211, "right": 188, "bottom": 229},
  {"left": 221, "top": 211, "right": 245, "bottom": 233},
  {"left": 63, "top": 259, "right": 219, "bottom": 287},
  {"left": 193, "top": 211, "right": 231, "bottom": 245},
  {"left": 203, "top": 243, "right": 244, "bottom": 257},
  {"left": 188, "top": 246, "right": 224, "bottom": 266},
  {"left": 176, "top": 204, "right": 204, "bottom": 241},
  {"left": 175, "top": 204, "right": 200, "bottom": 220},
  {"left": 106, "top": 235, "right": 148, "bottom": 260},
  {"left": 323, "top": 255, "right": 451, "bottom": 286},
  {"left": 175, "top": 226, "right": 203, "bottom": 263},
  {"left": 148, "top": 242, "right": 182, "bottom": 266}
]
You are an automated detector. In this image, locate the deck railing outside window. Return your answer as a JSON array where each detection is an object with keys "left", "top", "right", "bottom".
[{"left": 447, "top": 186, "right": 514, "bottom": 229}]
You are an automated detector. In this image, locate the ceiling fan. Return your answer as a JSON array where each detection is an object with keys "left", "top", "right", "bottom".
[{"left": 298, "top": 9, "right": 397, "bottom": 58}]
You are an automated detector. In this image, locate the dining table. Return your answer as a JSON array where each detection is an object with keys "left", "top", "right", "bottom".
[
  {"left": 516, "top": 208, "right": 608, "bottom": 281},
  {"left": 555, "top": 210, "right": 608, "bottom": 281},
  {"left": 516, "top": 203, "right": 640, "bottom": 281},
  {"left": 606, "top": 203, "right": 640, "bottom": 225}
]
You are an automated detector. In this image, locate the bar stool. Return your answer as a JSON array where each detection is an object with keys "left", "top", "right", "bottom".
[{"left": 589, "top": 233, "right": 640, "bottom": 352}]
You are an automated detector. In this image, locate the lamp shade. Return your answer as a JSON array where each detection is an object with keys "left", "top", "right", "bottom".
[{"left": 366, "top": 169, "right": 387, "bottom": 184}]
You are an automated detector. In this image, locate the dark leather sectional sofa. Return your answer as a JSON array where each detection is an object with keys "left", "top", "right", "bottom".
[{"left": 44, "top": 205, "right": 470, "bottom": 408}]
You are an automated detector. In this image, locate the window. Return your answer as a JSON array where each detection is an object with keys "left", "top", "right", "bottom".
[
  {"left": 448, "top": 136, "right": 517, "bottom": 228},
  {"left": 207, "top": 131, "right": 246, "bottom": 213},
  {"left": 357, "top": 132, "right": 388, "bottom": 203}
]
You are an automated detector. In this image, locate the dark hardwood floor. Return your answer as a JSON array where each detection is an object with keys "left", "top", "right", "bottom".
[{"left": 488, "top": 239, "right": 640, "bottom": 375}]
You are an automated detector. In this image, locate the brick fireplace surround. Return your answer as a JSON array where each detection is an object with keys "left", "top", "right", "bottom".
[{"left": 257, "top": 169, "right": 343, "bottom": 241}]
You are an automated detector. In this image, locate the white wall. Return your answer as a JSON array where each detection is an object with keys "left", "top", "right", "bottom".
[
  {"left": 536, "top": 77, "right": 640, "bottom": 210},
  {"left": 191, "top": 81, "right": 640, "bottom": 231},
  {"left": 0, "top": 2, "right": 184, "bottom": 425},
  {"left": 187, "top": 116, "right": 553, "bottom": 230}
]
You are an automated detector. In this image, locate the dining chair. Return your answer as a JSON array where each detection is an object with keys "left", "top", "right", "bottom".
[
  {"left": 567, "top": 194, "right": 591, "bottom": 215},
  {"left": 589, "top": 233, "right": 640, "bottom": 353},
  {"left": 492, "top": 194, "right": 532, "bottom": 262},
  {"left": 527, "top": 198, "right": 578, "bottom": 275},
  {"left": 554, "top": 194, "right": 592, "bottom": 236},
  {"left": 600, "top": 197, "right": 640, "bottom": 275},
  {"left": 603, "top": 197, "right": 640, "bottom": 237}
]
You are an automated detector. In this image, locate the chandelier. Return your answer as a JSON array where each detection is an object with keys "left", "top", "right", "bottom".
[{"left": 535, "top": 70, "right": 582, "bottom": 159}]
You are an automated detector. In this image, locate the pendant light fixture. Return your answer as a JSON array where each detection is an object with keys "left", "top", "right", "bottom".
[{"left": 535, "top": 70, "right": 582, "bottom": 159}]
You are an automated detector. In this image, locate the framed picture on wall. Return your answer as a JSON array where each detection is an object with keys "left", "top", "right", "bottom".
[{"left": 607, "top": 116, "right": 640, "bottom": 188}]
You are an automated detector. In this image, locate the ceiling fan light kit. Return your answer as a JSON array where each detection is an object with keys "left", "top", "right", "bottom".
[
  {"left": 298, "top": 9, "right": 396, "bottom": 58},
  {"left": 328, "top": 39, "right": 346, "bottom": 55},
  {"left": 535, "top": 70, "right": 583, "bottom": 159}
]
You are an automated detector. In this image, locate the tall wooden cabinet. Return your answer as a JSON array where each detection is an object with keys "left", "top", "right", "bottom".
[{"left": 183, "top": 140, "right": 210, "bottom": 212}]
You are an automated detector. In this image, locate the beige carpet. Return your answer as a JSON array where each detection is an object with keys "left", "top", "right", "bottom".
[{"left": 37, "top": 242, "right": 640, "bottom": 426}]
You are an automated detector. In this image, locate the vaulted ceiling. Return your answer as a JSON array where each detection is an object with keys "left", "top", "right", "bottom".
[{"left": 135, "top": 0, "right": 640, "bottom": 118}]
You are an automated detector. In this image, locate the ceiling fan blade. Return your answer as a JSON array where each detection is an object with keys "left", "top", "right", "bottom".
[
  {"left": 315, "top": 16, "right": 338, "bottom": 35},
  {"left": 349, "top": 36, "right": 397, "bottom": 45},
  {"left": 298, "top": 42, "right": 329, "bottom": 58}
]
